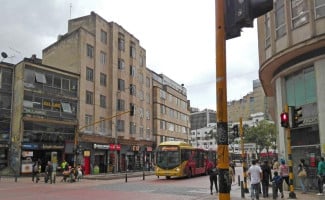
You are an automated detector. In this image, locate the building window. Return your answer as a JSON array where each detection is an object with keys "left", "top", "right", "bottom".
[
  {"left": 117, "top": 120, "right": 124, "bottom": 132},
  {"left": 275, "top": 0, "right": 286, "bottom": 39},
  {"left": 100, "top": 51, "right": 107, "bottom": 65},
  {"left": 286, "top": 66, "right": 316, "bottom": 106},
  {"left": 85, "top": 114, "right": 93, "bottom": 132},
  {"left": 139, "top": 126, "right": 144, "bottom": 138},
  {"left": 100, "top": 30, "right": 107, "bottom": 44},
  {"left": 118, "top": 34, "right": 125, "bottom": 51},
  {"left": 117, "top": 99, "right": 125, "bottom": 111},
  {"left": 100, "top": 73, "right": 107, "bottom": 86},
  {"left": 86, "top": 91, "right": 93, "bottom": 104},
  {"left": 130, "top": 42, "right": 136, "bottom": 58},
  {"left": 315, "top": 0, "right": 325, "bottom": 19},
  {"left": 118, "top": 79, "right": 125, "bottom": 91},
  {"left": 118, "top": 58, "right": 125, "bottom": 69},
  {"left": 53, "top": 76, "right": 61, "bottom": 88},
  {"left": 62, "top": 78, "right": 70, "bottom": 90},
  {"left": 130, "top": 84, "right": 136, "bottom": 96},
  {"left": 86, "top": 44, "right": 94, "bottom": 58},
  {"left": 99, "top": 117, "right": 106, "bottom": 134},
  {"left": 130, "top": 65, "right": 136, "bottom": 77},
  {"left": 35, "top": 72, "right": 46, "bottom": 84},
  {"left": 264, "top": 13, "right": 271, "bottom": 48},
  {"left": 100, "top": 95, "right": 106, "bottom": 108},
  {"left": 86, "top": 67, "right": 93, "bottom": 82},
  {"left": 146, "top": 77, "right": 150, "bottom": 87},
  {"left": 291, "top": 0, "right": 309, "bottom": 28},
  {"left": 130, "top": 122, "right": 136, "bottom": 134}
]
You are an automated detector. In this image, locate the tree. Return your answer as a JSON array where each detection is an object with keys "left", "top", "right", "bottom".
[{"left": 243, "top": 120, "right": 276, "bottom": 160}]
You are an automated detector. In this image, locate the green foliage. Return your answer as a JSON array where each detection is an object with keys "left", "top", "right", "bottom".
[{"left": 243, "top": 120, "right": 276, "bottom": 159}]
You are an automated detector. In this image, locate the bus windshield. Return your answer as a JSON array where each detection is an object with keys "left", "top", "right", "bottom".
[{"left": 156, "top": 146, "right": 180, "bottom": 169}]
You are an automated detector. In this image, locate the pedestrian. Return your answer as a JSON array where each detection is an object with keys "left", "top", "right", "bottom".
[
  {"left": 45, "top": 161, "right": 54, "bottom": 184},
  {"left": 272, "top": 171, "right": 284, "bottom": 199},
  {"left": 317, "top": 157, "right": 325, "bottom": 195},
  {"left": 248, "top": 159, "right": 262, "bottom": 200},
  {"left": 32, "top": 160, "right": 40, "bottom": 183},
  {"left": 207, "top": 161, "right": 218, "bottom": 195},
  {"left": 273, "top": 159, "right": 280, "bottom": 171},
  {"left": 261, "top": 160, "right": 272, "bottom": 198},
  {"left": 60, "top": 159, "right": 68, "bottom": 172},
  {"left": 279, "top": 159, "right": 289, "bottom": 191},
  {"left": 229, "top": 164, "right": 235, "bottom": 190},
  {"left": 297, "top": 158, "right": 308, "bottom": 194}
]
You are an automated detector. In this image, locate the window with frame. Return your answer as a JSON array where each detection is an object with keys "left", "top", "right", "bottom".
[
  {"left": 130, "top": 122, "right": 136, "bottom": 134},
  {"left": 99, "top": 117, "right": 106, "bottom": 134},
  {"left": 146, "top": 128, "right": 150, "bottom": 139},
  {"left": 130, "top": 84, "right": 136, "bottom": 96},
  {"left": 130, "top": 42, "right": 136, "bottom": 58},
  {"left": 35, "top": 72, "right": 46, "bottom": 84},
  {"left": 160, "top": 90, "right": 166, "bottom": 99},
  {"left": 118, "top": 79, "right": 125, "bottom": 91},
  {"left": 315, "top": 0, "right": 325, "bottom": 19},
  {"left": 86, "top": 91, "right": 93, "bottom": 104},
  {"left": 138, "top": 73, "right": 143, "bottom": 84},
  {"left": 275, "top": 0, "right": 286, "bottom": 39},
  {"left": 62, "top": 78, "right": 70, "bottom": 90},
  {"left": 100, "top": 30, "right": 107, "bottom": 44},
  {"left": 100, "top": 51, "right": 107, "bottom": 64},
  {"left": 118, "top": 34, "right": 125, "bottom": 51},
  {"left": 130, "top": 103, "right": 135, "bottom": 116},
  {"left": 146, "top": 77, "right": 150, "bottom": 87},
  {"left": 264, "top": 13, "right": 271, "bottom": 48},
  {"left": 130, "top": 65, "right": 136, "bottom": 77},
  {"left": 117, "top": 99, "right": 125, "bottom": 111},
  {"left": 139, "top": 126, "right": 144, "bottom": 138},
  {"left": 118, "top": 58, "right": 125, "bottom": 69},
  {"left": 100, "top": 95, "right": 106, "bottom": 108},
  {"left": 24, "top": 69, "right": 35, "bottom": 84},
  {"left": 0, "top": 68, "right": 12, "bottom": 88},
  {"left": 117, "top": 119, "right": 124, "bottom": 132},
  {"left": 86, "top": 67, "right": 94, "bottom": 82},
  {"left": 146, "top": 93, "right": 150, "bottom": 104},
  {"left": 45, "top": 74, "right": 53, "bottom": 86},
  {"left": 291, "top": 0, "right": 309, "bottom": 28},
  {"left": 146, "top": 110, "right": 150, "bottom": 120},
  {"left": 100, "top": 73, "right": 107, "bottom": 86},
  {"left": 85, "top": 114, "right": 93, "bottom": 132},
  {"left": 53, "top": 76, "right": 61, "bottom": 88},
  {"left": 86, "top": 44, "right": 94, "bottom": 58}
]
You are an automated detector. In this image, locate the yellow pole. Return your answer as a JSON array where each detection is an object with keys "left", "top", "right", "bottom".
[
  {"left": 285, "top": 104, "right": 296, "bottom": 199},
  {"left": 240, "top": 117, "right": 249, "bottom": 193},
  {"left": 216, "top": 0, "right": 229, "bottom": 199}
]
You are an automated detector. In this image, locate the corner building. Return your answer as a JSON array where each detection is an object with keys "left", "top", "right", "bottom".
[
  {"left": 257, "top": 0, "right": 325, "bottom": 189},
  {"left": 43, "top": 12, "right": 190, "bottom": 174}
]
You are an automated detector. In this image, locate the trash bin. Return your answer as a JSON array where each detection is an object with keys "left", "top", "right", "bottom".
[{"left": 93, "top": 165, "right": 99, "bottom": 175}]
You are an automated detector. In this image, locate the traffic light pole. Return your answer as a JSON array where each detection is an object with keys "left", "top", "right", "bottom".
[
  {"left": 284, "top": 104, "right": 296, "bottom": 199},
  {"left": 216, "top": 0, "right": 230, "bottom": 200},
  {"left": 240, "top": 117, "right": 249, "bottom": 193}
]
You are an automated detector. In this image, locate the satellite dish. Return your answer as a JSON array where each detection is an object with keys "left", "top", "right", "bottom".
[{"left": 1, "top": 52, "right": 8, "bottom": 59}]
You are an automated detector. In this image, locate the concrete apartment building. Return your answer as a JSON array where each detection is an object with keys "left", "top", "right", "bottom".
[
  {"left": 227, "top": 79, "right": 273, "bottom": 123},
  {"left": 41, "top": 12, "right": 190, "bottom": 173},
  {"left": 190, "top": 109, "right": 216, "bottom": 131},
  {"left": 151, "top": 71, "right": 190, "bottom": 145},
  {"left": 257, "top": 0, "right": 325, "bottom": 189},
  {"left": 0, "top": 62, "right": 14, "bottom": 171}
]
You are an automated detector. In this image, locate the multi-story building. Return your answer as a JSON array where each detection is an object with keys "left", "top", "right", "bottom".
[
  {"left": 190, "top": 123, "right": 217, "bottom": 149},
  {"left": 42, "top": 12, "right": 190, "bottom": 173},
  {"left": 9, "top": 56, "right": 79, "bottom": 175},
  {"left": 151, "top": 71, "right": 190, "bottom": 145},
  {"left": 257, "top": 0, "right": 325, "bottom": 189},
  {"left": 227, "top": 79, "right": 273, "bottom": 123},
  {"left": 190, "top": 109, "right": 216, "bottom": 131},
  {"left": 0, "top": 61, "right": 14, "bottom": 171}
]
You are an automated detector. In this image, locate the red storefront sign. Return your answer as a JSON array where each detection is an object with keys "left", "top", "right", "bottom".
[{"left": 109, "top": 144, "right": 121, "bottom": 151}]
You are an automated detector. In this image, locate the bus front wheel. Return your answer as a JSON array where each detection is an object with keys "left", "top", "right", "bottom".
[
  {"left": 166, "top": 176, "right": 171, "bottom": 179},
  {"left": 186, "top": 168, "right": 192, "bottom": 178}
]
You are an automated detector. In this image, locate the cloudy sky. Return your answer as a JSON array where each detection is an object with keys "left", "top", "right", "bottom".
[{"left": 0, "top": 0, "right": 260, "bottom": 110}]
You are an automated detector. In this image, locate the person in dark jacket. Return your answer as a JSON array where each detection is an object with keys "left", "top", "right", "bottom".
[
  {"left": 209, "top": 166, "right": 218, "bottom": 195},
  {"left": 261, "top": 160, "right": 272, "bottom": 198},
  {"left": 45, "top": 161, "right": 54, "bottom": 184}
]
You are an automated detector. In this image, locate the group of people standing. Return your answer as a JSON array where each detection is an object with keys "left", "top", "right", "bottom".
[{"left": 32, "top": 160, "right": 54, "bottom": 184}]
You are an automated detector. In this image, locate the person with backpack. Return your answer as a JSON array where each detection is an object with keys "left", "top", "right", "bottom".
[
  {"left": 272, "top": 171, "right": 284, "bottom": 199},
  {"left": 207, "top": 161, "right": 218, "bottom": 195},
  {"left": 317, "top": 157, "right": 325, "bottom": 195}
]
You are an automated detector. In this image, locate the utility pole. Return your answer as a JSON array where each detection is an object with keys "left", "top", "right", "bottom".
[
  {"left": 284, "top": 104, "right": 296, "bottom": 199},
  {"left": 215, "top": 0, "right": 230, "bottom": 199},
  {"left": 240, "top": 117, "right": 249, "bottom": 193}
]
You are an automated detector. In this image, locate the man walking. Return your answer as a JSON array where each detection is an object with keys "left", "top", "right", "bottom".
[
  {"left": 317, "top": 157, "right": 325, "bottom": 195},
  {"left": 248, "top": 159, "right": 262, "bottom": 200}
]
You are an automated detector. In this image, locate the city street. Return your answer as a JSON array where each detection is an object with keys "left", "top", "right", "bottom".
[{"left": 1, "top": 167, "right": 324, "bottom": 200}]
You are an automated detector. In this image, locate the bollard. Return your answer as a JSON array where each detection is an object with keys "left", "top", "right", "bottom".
[
  {"left": 241, "top": 181, "right": 245, "bottom": 198},
  {"left": 143, "top": 171, "right": 145, "bottom": 180},
  {"left": 125, "top": 173, "right": 128, "bottom": 182},
  {"left": 238, "top": 175, "right": 240, "bottom": 186}
]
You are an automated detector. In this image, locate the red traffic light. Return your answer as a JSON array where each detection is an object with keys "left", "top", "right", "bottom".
[{"left": 280, "top": 112, "right": 289, "bottom": 128}]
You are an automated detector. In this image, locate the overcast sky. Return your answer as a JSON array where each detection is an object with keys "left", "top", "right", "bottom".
[{"left": 0, "top": 0, "right": 260, "bottom": 110}]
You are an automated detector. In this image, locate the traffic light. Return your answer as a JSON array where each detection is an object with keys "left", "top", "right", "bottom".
[
  {"left": 233, "top": 124, "right": 239, "bottom": 137},
  {"left": 130, "top": 104, "right": 135, "bottom": 116},
  {"left": 225, "top": 0, "right": 273, "bottom": 40},
  {"left": 289, "top": 106, "right": 303, "bottom": 128},
  {"left": 280, "top": 112, "right": 289, "bottom": 128}
]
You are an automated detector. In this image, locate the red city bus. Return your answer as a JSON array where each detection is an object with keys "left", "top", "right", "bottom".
[{"left": 155, "top": 141, "right": 212, "bottom": 179}]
